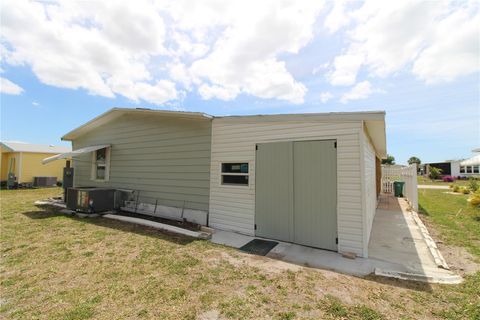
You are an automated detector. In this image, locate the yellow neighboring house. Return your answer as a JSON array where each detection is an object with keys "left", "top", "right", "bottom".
[{"left": 0, "top": 141, "right": 71, "bottom": 185}]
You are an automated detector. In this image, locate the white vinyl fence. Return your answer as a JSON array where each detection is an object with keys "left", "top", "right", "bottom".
[{"left": 381, "top": 164, "right": 418, "bottom": 211}]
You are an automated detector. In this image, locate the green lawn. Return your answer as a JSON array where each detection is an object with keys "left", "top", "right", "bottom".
[
  {"left": 418, "top": 189, "right": 480, "bottom": 258},
  {"left": 1, "top": 188, "right": 479, "bottom": 319}
]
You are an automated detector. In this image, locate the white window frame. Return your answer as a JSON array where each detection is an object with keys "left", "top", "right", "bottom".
[
  {"left": 460, "top": 166, "right": 466, "bottom": 174},
  {"left": 220, "top": 162, "right": 250, "bottom": 187},
  {"left": 466, "top": 166, "right": 473, "bottom": 174},
  {"left": 473, "top": 165, "right": 479, "bottom": 174},
  {"left": 91, "top": 147, "right": 111, "bottom": 181}
]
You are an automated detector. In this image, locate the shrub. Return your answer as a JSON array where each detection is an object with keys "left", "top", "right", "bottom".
[
  {"left": 452, "top": 185, "right": 460, "bottom": 192},
  {"left": 428, "top": 167, "right": 442, "bottom": 180},
  {"left": 462, "top": 187, "right": 470, "bottom": 194},
  {"left": 442, "top": 175, "right": 455, "bottom": 182},
  {"left": 468, "top": 178, "right": 479, "bottom": 192},
  {"left": 468, "top": 190, "right": 480, "bottom": 207}
]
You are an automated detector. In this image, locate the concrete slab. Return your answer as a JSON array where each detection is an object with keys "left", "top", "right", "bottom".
[
  {"left": 418, "top": 185, "right": 449, "bottom": 189},
  {"left": 103, "top": 214, "right": 211, "bottom": 239},
  {"left": 267, "top": 242, "right": 400, "bottom": 277},
  {"left": 210, "top": 195, "right": 462, "bottom": 284},
  {"left": 211, "top": 230, "right": 254, "bottom": 248},
  {"left": 211, "top": 231, "right": 402, "bottom": 277}
]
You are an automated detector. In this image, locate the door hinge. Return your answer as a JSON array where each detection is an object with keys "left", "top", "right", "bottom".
[
  {"left": 334, "top": 142, "right": 337, "bottom": 148},
  {"left": 336, "top": 237, "right": 338, "bottom": 244},
  {"left": 254, "top": 224, "right": 257, "bottom": 230}
]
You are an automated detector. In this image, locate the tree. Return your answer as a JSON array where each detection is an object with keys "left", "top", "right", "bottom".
[
  {"left": 428, "top": 167, "right": 442, "bottom": 180},
  {"left": 381, "top": 154, "right": 395, "bottom": 165},
  {"left": 408, "top": 156, "right": 421, "bottom": 166}
]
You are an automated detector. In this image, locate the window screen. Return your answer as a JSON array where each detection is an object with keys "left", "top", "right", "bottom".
[{"left": 94, "top": 147, "right": 108, "bottom": 180}]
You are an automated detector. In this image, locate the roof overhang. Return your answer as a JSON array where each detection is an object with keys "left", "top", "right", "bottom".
[
  {"left": 364, "top": 118, "right": 387, "bottom": 159},
  {"left": 215, "top": 111, "right": 386, "bottom": 123},
  {"left": 460, "top": 155, "right": 480, "bottom": 166},
  {"left": 62, "top": 108, "right": 212, "bottom": 141},
  {"left": 0, "top": 142, "right": 14, "bottom": 152},
  {"left": 42, "top": 144, "right": 110, "bottom": 164}
]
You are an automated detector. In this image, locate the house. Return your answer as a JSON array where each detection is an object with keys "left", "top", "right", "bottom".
[
  {"left": 422, "top": 149, "right": 480, "bottom": 178},
  {"left": 45, "top": 108, "right": 386, "bottom": 258},
  {"left": 458, "top": 149, "right": 480, "bottom": 177},
  {"left": 1, "top": 141, "right": 71, "bottom": 186},
  {"left": 421, "top": 161, "right": 458, "bottom": 176}
]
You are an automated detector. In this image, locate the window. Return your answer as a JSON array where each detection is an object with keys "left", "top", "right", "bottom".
[
  {"left": 466, "top": 166, "right": 473, "bottom": 173},
  {"left": 473, "top": 165, "right": 479, "bottom": 174},
  {"left": 221, "top": 163, "right": 249, "bottom": 186},
  {"left": 460, "top": 166, "right": 466, "bottom": 173},
  {"left": 92, "top": 147, "right": 110, "bottom": 180}
]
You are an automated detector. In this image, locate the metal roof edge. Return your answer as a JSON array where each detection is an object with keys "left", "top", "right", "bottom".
[
  {"left": 61, "top": 108, "right": 213, "bottom": 141},
  {"left": 213, "top": 110, "right": 386, "bottom": 122}
]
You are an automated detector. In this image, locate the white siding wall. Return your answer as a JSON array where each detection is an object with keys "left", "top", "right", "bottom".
[
  {"left": 450, "top": 160, "right": 461, "bottom": 177},
  {"left": 209, "top": 119, "right": 366, "bottom": 257},
  {"left": 362, "top": 128, "right": 377, "bottom": 252}
]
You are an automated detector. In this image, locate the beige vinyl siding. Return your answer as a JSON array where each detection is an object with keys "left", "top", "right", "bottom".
[
  {"left": 72, "top": 114, "right": 211, "bottom": 211},
  {"left": 362, "top": 127, "right": 377, "bottom": 251},
  {"left": 209, "top": 119, "right": 366, "bottom": 257}
]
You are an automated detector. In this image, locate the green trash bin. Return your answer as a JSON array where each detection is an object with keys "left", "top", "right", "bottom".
[{"left": 393, "top": 181, "right": 405, "bottom": 197}]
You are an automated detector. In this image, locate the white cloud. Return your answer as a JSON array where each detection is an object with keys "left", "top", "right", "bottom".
[
  {"left": 412, "top": 6, "right": 480, "bottom": 83},
  {"left": 328, "top": 1, "right": 480, "bottom": 85},
  {"left": 324, "top": 1, "right": 350, "bottom": 34},
  {"left": 0, "top": 77, "right": 24, "bottom": 95},
  {"left": 340, "top": 81, "right": 372, "bottom": 103},
  {"left": 198, "top": 84, "right": 240, "bottom": 101},
  {"left": 312, "top": 62, "right": 329, "bottom": 75},
  {"left": 1, "top": 0, "right": 324, "bottom": 105},
  {"left": 32, "top": 101, "right": 39, "bottom": 106},
  {"left": 187, "top": 0, "right": 323, "bottom": 104},
  {"left": 327, "top": 51, "right": 364, "bottom": 86},
  {"left": 320, "top": 91, "right": 333, "bottom": 103}
]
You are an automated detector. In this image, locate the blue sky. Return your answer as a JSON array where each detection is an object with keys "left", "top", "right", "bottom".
[{"left": 1, "top": 0, "right": 479, "bottom": 164}]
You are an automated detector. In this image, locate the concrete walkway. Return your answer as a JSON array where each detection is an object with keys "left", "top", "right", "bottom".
[
  {"left": 211, "top": 194, "right": 462, "bottom": 283},
  {"left": 369, "top": 195, "right": 460, "bottom": 283},
  {"left": 418, "top": 184, "right": 449, "bottom": 189}
]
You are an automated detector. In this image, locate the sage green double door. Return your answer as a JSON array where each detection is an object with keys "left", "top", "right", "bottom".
[{"left": 255, "top": 140, "right": 337, "bottom": 251}]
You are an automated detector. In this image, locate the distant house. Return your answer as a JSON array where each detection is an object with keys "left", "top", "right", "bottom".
[
  {"left": 422, "top": 148, "right": 480, "bottom": 178},
  {"left": 0, "top": 142, "right": 71, "bottom": 186},
  {"left": 458, "top": 150, "right": 480, "bottom": 177}
]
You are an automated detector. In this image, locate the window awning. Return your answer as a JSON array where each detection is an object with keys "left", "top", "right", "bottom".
[
  {"left": 460, "top": 155, "right": 480, "bottom": 167},
  {"left": 42, "top": 144, "right": 110, "bottom": 164}
]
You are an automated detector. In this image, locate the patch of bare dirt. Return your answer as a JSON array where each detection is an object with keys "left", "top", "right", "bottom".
[
  {"left": 204, "top": 249, "right": 302, "bottom": 273},
  {"left": 197, "top": 310, "right": 222, "bottom": 320},
  {"left": 436, "top": 243, "right": 479, "bottom": 275},
  {"left": 421, "top": 218, "right": 480, "bottom": 276}
]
